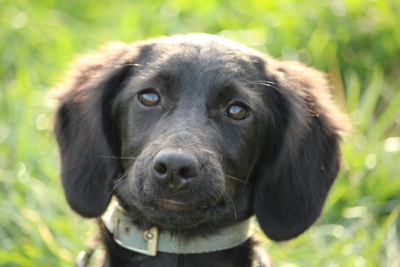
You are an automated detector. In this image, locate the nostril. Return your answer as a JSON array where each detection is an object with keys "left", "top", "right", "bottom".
[
  {"left": 179, "top": 167, "right": 191, "bottom": 179},
  {"left": 154, "top": 162, "right": 168, "bottom": 175},
  {"left": 179, "top": 163, "right": 200, "bottom": 179}
]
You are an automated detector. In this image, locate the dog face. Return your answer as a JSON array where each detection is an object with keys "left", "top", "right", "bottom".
[
  {"left": 54, "top": 34, "right": 347, "bottom": 241},
  {"left": 114, "top": 39, "right": 273, "bottom": 229}
]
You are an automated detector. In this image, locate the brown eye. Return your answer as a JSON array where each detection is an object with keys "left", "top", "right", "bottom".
[
  {"left": 226, "top": 104, "right": 249, "bottom": 120},
  {"left": 138, "top": 91, "right": 160, "bottom": 106}
]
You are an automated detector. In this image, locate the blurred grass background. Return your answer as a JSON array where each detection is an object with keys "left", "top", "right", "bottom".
[{"left": 1, "top": 0, "right": 399, "bottom": 266}]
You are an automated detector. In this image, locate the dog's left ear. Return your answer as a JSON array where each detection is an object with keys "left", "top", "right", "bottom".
[
  {"left": 53, "top": 43, "right": 137, "bottom": 218},
  {"left": 254, "top": 59, "right": 349, "bottom": 241}
]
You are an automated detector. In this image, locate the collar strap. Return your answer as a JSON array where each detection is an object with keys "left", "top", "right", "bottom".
[{"left": 102, "top": 205, "right": 252, "bottom": 256}]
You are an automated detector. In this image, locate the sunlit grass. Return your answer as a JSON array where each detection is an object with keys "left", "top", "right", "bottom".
[{"left": 1, "top": 0, "right": 399, "bottom": 266}]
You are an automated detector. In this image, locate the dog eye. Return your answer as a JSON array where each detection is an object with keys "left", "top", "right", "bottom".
[
  {"left": 138, "top": 91, "right": 160, "bottom": 106},
  {"left": 226, "top": 103, "right": 249, "bottom": 120}
]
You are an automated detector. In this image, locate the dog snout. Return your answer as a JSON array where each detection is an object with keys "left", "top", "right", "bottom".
[{"left": 152, "top": 150, "right": 200, "bottom": 191}]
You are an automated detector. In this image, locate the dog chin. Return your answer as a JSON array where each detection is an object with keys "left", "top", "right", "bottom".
[{"left": 139, "top": 200, "right": 225, "bottom": 229}]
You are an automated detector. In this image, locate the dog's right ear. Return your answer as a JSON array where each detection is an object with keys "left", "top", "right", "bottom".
[{"left": 54, "top": 43, "right": 139, "bottom": 218}]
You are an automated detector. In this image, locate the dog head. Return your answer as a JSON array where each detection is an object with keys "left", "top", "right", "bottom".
[{"left": 54, "top": 34, "right": 347, "bottom": 241}]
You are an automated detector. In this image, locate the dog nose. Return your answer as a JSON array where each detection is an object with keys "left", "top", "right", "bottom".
[{"left": 153, "top": 150, "right": 200, "bottom": 191}]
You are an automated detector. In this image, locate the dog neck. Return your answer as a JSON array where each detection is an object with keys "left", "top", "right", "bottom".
[{"left": 102, "top": 205, "right": 252, "bottom": 256}]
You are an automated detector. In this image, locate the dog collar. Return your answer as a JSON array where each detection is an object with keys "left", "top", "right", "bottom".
[{"left": 102, "top": 205, "right": 252, "bottom": 256}]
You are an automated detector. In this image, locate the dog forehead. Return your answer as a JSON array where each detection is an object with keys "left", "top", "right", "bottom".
[
  {"left": 134, "top": 38, "right": 262, "bottom": 88},
  {"left": 139, "top": 34, "right": 262, "bottom": 71}
]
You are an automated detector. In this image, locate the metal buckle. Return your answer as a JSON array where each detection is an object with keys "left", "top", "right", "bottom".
[{"left": 113, "top": 207, "right": 158, "bottom": 256}]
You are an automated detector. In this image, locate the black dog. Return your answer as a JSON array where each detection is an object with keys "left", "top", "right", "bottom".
[{"left": 54, "top": 34, "right": 347, "bottom": 267}]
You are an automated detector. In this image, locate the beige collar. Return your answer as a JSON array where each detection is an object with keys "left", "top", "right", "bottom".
[{"left": 102, "top": 205, "right": 252, "bottom": 256}]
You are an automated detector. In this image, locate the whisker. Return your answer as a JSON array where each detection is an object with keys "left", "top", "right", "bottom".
[
  {"left": 224, "top": 189, "right": 237, "bottom": 220},
  {"left": 107, "top": 167, "right": 133, "bottom": 199},
  {"left": 197, "top": 224, "right": 207, "bottom": 237},
  {"left": 127, "top": 208, "right": 141, "bottom": 219},
  {"left": 128, "top": 212, "right": 143, "bottom": 222},
  {"left": 108, "top": 179, "right": 124, "bottom": 199},
  {"left": 113, "top": 177, "right": 125, "bottom": 189},
  {"left": 246, "top": 80, "right": 281, "bottom": 91},
  {"left": 124, "top": 63, "right": 142, "bottom": 67},
  {"left": 213, "top": 205, "right": 217, "bottom": 225},
  {"left": 224, "top": 174, "right": 249, "bottom": 185},
  {"left": 209, "top": 191, "right": 219, "bottom": 203},
  {"left": 224, "top": 170, "right": 240, "bottom": 176},
  {"left": 246, "top": 80, "right": 275, "bottom": 86}
]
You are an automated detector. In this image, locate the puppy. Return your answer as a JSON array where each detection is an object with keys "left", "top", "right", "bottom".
[{"left": 54, "top": 34, "right": 347, "bottom": 267}]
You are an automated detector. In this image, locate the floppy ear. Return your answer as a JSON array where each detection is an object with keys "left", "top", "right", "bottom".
[
  {"left": 54, "top": 43, "right": 136, "bottom": 218},
  {"left": 255, "top": 60, "right": 348, "bottom": 241}
]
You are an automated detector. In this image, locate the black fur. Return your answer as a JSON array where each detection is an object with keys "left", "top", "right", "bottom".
[{"left": 54, "top": 34, "right": 347, "bottom": 266}]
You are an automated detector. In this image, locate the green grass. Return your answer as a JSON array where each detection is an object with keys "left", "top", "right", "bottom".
[{"left": 1, "top": 0, "right": 399, "bottom": 266}]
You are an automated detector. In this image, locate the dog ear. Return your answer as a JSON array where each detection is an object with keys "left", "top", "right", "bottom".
[
  {"left": 54, "top": 43, "right": 136, "bottom": 218},
  {"left": 254, "top": 60, "right": 348, "bottom": 241}
]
